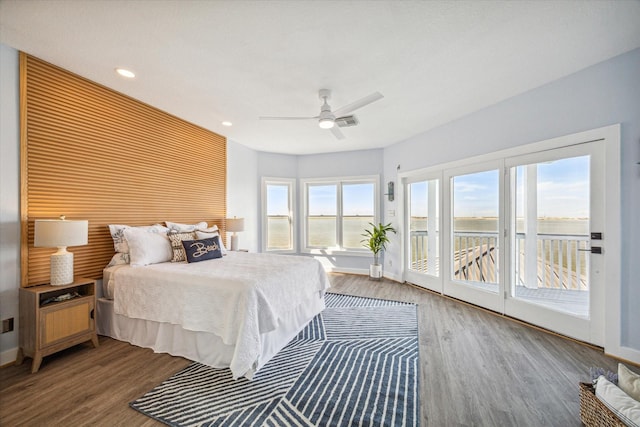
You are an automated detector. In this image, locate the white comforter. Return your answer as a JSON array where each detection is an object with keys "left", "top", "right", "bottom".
[{"left": 112, "top": 252, "right": 330, "bottom": 378}]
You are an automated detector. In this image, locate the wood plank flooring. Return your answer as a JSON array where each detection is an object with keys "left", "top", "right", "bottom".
[{"left": 0, "top": 273, "right": 627, "bottom": 426}]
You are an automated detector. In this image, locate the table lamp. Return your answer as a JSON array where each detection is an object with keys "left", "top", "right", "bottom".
[
  {"left": 34, "top": 215, "right": 88, "bottom": 286},
  {"left": 226, "top": 217, "right": 245, "bottom": 251}
]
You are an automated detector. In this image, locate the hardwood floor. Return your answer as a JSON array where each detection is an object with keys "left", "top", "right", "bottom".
[{"left": 0, "top": 273, "right": 626, "bottom": 426}]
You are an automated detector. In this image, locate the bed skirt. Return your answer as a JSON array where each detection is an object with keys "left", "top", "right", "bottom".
[{"left": 96, "top": 293, "right": 325, "bottom": 379}]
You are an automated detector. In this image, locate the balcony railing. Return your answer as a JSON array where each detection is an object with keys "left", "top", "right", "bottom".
[
  {"left": 514, "top": 232, "right": 589, "bottom": 290},
  {"left": 409, "top": 230, "right": 589, "bottom": 290}
]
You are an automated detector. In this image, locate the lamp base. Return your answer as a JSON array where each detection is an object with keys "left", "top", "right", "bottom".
[
  {"left": 230, "top": 234, "right": 239, "bottom": 252},
  {"left": 50, "top": 249, "right": 74, "bottom": 286}
]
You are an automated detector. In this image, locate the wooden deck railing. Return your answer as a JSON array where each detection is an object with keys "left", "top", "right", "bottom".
[
  {"left": 409, "top": 231, "right": 589, "bottom": 290},
  {"left": 514, "top": 233, "right": 589, "bottom": 290}
]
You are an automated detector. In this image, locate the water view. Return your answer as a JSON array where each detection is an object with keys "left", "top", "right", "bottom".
[
  {"left": 411, "top": 217, "right": 589, "bottom": 235},
  {"left": 267, "top": 217, "right": 374, "bottom": 249}
]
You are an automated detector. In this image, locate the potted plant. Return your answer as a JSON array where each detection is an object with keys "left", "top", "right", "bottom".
[{"left": 361, "top": 222, "right": 396, "bottom": 280}]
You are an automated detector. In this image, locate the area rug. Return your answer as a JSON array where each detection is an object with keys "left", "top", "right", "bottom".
[{"left": 130, "top": 293, "right": 419, "bottom": 426}]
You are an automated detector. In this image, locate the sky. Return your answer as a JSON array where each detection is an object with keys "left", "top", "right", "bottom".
[
  {"left": 268, "top": 155, "right": 590, "bottom": 219},
  {"left": 411, "top": 155, "right": 590, "bottom": 219}
]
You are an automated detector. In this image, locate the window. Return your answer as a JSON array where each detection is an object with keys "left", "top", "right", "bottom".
[
  {"left": 308, "top": 184, "right": 337, "bottom": 247},
  {"left": 262, "top": 178, "right": 295, "bottom": 252},
  {"left": 303, "top": 176, "right": 378, "bottom": 253}
]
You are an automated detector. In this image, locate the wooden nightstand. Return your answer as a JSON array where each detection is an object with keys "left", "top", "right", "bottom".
[{"left": 16, "top": 278, "right": 99, "bottom": 373}]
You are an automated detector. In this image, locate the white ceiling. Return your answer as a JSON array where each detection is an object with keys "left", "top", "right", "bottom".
[{"left": 2, "top": 0, "right": 640, "bottom": 155}]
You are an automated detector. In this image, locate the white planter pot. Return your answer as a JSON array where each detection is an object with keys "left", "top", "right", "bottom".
[{"left": 369, "top": 263, "right": 382, "bottom": 280}]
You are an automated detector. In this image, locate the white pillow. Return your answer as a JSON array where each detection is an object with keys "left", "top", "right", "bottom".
[
  {"left": 165, "top": 221, "right": 208, "bottom": 233},
  {"left": 596, "top": 375, "right": 640, "bottom": 427},
  {"left": 106, "top": 252, "right": 130, "bottom": 267},
  {"left": 619, "top": 364, "right": 640, "bottom": 401},
  {"left": 108, "top": 224, "right": 168, "bottom": 254},
  {"left": 196, "top": 229, "right": 227, "bottom": 253},
  {"left": 123, "top": 227, "right": 172, "bottom": 266}
]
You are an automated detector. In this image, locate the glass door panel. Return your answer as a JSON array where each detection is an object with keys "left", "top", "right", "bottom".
[
  {"left": 405, "top": 178, "right": 441, "bottom": 291},
  {"left": 510, "top": 156, "right": 590, "bottom": 317},
  {"left": 451, "top": 169, "right": 500, "bottom": 293}
]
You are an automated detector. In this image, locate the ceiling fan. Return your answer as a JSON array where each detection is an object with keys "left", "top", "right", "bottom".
[{"left": 259, "top": 89, "right": 384, "bottom": 140}]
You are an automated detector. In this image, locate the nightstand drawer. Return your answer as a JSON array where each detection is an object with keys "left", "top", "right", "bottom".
[{"left": 40, "top": 297, "right": 94, "bottom": 347}]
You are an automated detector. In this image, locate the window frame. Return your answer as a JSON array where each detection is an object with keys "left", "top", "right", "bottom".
[
  {"left": 301, "top": 175, "right": 379, "bottom": 256},
  {"left": 261, "top": 177, "right": 296, "bottom": 253}
]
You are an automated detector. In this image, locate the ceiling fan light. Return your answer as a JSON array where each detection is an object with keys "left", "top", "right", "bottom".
[{"left": 319, "top": 118, "right": 334, "bottom": 129}]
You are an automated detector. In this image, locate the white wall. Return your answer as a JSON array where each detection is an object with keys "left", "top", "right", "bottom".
[
  {"left": 383, "top": 48, "right": 640, "bottom": 354},
  {"left": 227, "top": 140, "right": 259, "bottom": 253},
  {"left": 257, "top": 152, "right": 298, "bottom": 178},
  {"left": 296, "top": 149, "right": 383, "bottom": 178},
  {"left": 0, "top": 44, "right": 20, "bottom": 365}
]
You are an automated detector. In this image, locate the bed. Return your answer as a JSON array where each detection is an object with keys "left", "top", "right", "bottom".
[{"left": 97, "top": 250, "right": 330, "bottom": 379}]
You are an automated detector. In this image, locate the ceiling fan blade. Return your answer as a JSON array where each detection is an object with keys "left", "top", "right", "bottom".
[
  {"left": 259, "top": 116, "right": 318, "bottom": 121},
  {"left": 333, "top": 92, "right": 383, "bottom": 117},
  {"left": 330, "top": 125, "right": 345, "bottom": 140}
]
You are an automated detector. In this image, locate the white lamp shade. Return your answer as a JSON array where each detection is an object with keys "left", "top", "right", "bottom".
[
  {"left": 226, "top": 218, "right": 245, "bottom": 233},
  {"left": 35, "top": 219, "right": 88, "bottom": 248}
]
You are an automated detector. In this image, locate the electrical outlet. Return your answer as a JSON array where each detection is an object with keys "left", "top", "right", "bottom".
[
  {"left": 2, "top": 317, "right": 14, "bottom": 333},
  {"left": 388, "top": 259, "right": 392, "bottom": 266}
]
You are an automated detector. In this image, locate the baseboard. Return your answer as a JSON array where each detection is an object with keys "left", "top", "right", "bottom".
[
  {"left": 330, "top": 267, "right": 368, "bottom": 275},
  {"left": 329, "top": 268, "right": 403, "bottom": 283},
  {"left": 606, "top": 345, "right": 640, "bottom": 367},
  {"left": 0, "top": 346, "right": 18, "bottom": 368},
  {"left": 383, "top": 271, "right": 403, "bottom": 283}
]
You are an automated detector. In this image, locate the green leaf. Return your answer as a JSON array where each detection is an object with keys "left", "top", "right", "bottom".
[{"left": 361, "top": 222, "right": 396, "bottom": 256}]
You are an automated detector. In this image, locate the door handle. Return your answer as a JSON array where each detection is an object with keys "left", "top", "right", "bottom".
[{"left": 578, "top": 246, "right": 602, "bottom": 254}]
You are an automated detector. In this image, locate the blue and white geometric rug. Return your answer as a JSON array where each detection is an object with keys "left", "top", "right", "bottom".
[{"left": 130, "top": 293, "right": 419, "bottom": 426}]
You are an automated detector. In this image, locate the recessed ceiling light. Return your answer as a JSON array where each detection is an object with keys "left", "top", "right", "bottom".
[
  {"left": 115, "top": 68, "right": 135, "bottom": 78},
  {"left": 222, "top": 121, "right": 232, "bottom": 127}
]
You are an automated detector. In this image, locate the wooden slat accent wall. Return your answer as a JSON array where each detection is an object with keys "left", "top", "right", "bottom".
[{"left": 20, "top": 53, "right": 227, "bottom": 287}]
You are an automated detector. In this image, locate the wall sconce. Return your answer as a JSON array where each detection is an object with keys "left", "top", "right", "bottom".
[{"left": 384, "top": 181, "right": 394, "bottom": 202}]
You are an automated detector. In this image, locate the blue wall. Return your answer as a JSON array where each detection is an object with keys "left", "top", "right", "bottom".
[{"left": 383, "top": 48, "right": 640, "bottom": 352}]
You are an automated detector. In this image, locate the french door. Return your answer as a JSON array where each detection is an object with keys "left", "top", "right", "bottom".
[
  {"left": 404, "top": 138, "right": 608, "bottom": 345},
  {"left": 504, "top": 141, "right": 605, "bottom": 345}
]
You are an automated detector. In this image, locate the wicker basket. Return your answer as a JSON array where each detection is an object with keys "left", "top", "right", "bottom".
[{"left": 579, "top": 382, "right": 626, "bottom": 427}]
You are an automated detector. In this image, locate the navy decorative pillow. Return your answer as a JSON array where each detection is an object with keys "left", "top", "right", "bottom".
[{"left": 181, "top": 237, "right": 223, "bottom": 263}]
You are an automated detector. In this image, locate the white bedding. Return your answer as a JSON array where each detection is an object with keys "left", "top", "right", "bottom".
[{"left": 108, "top": 252, "right": 330, "bottom": 378}]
